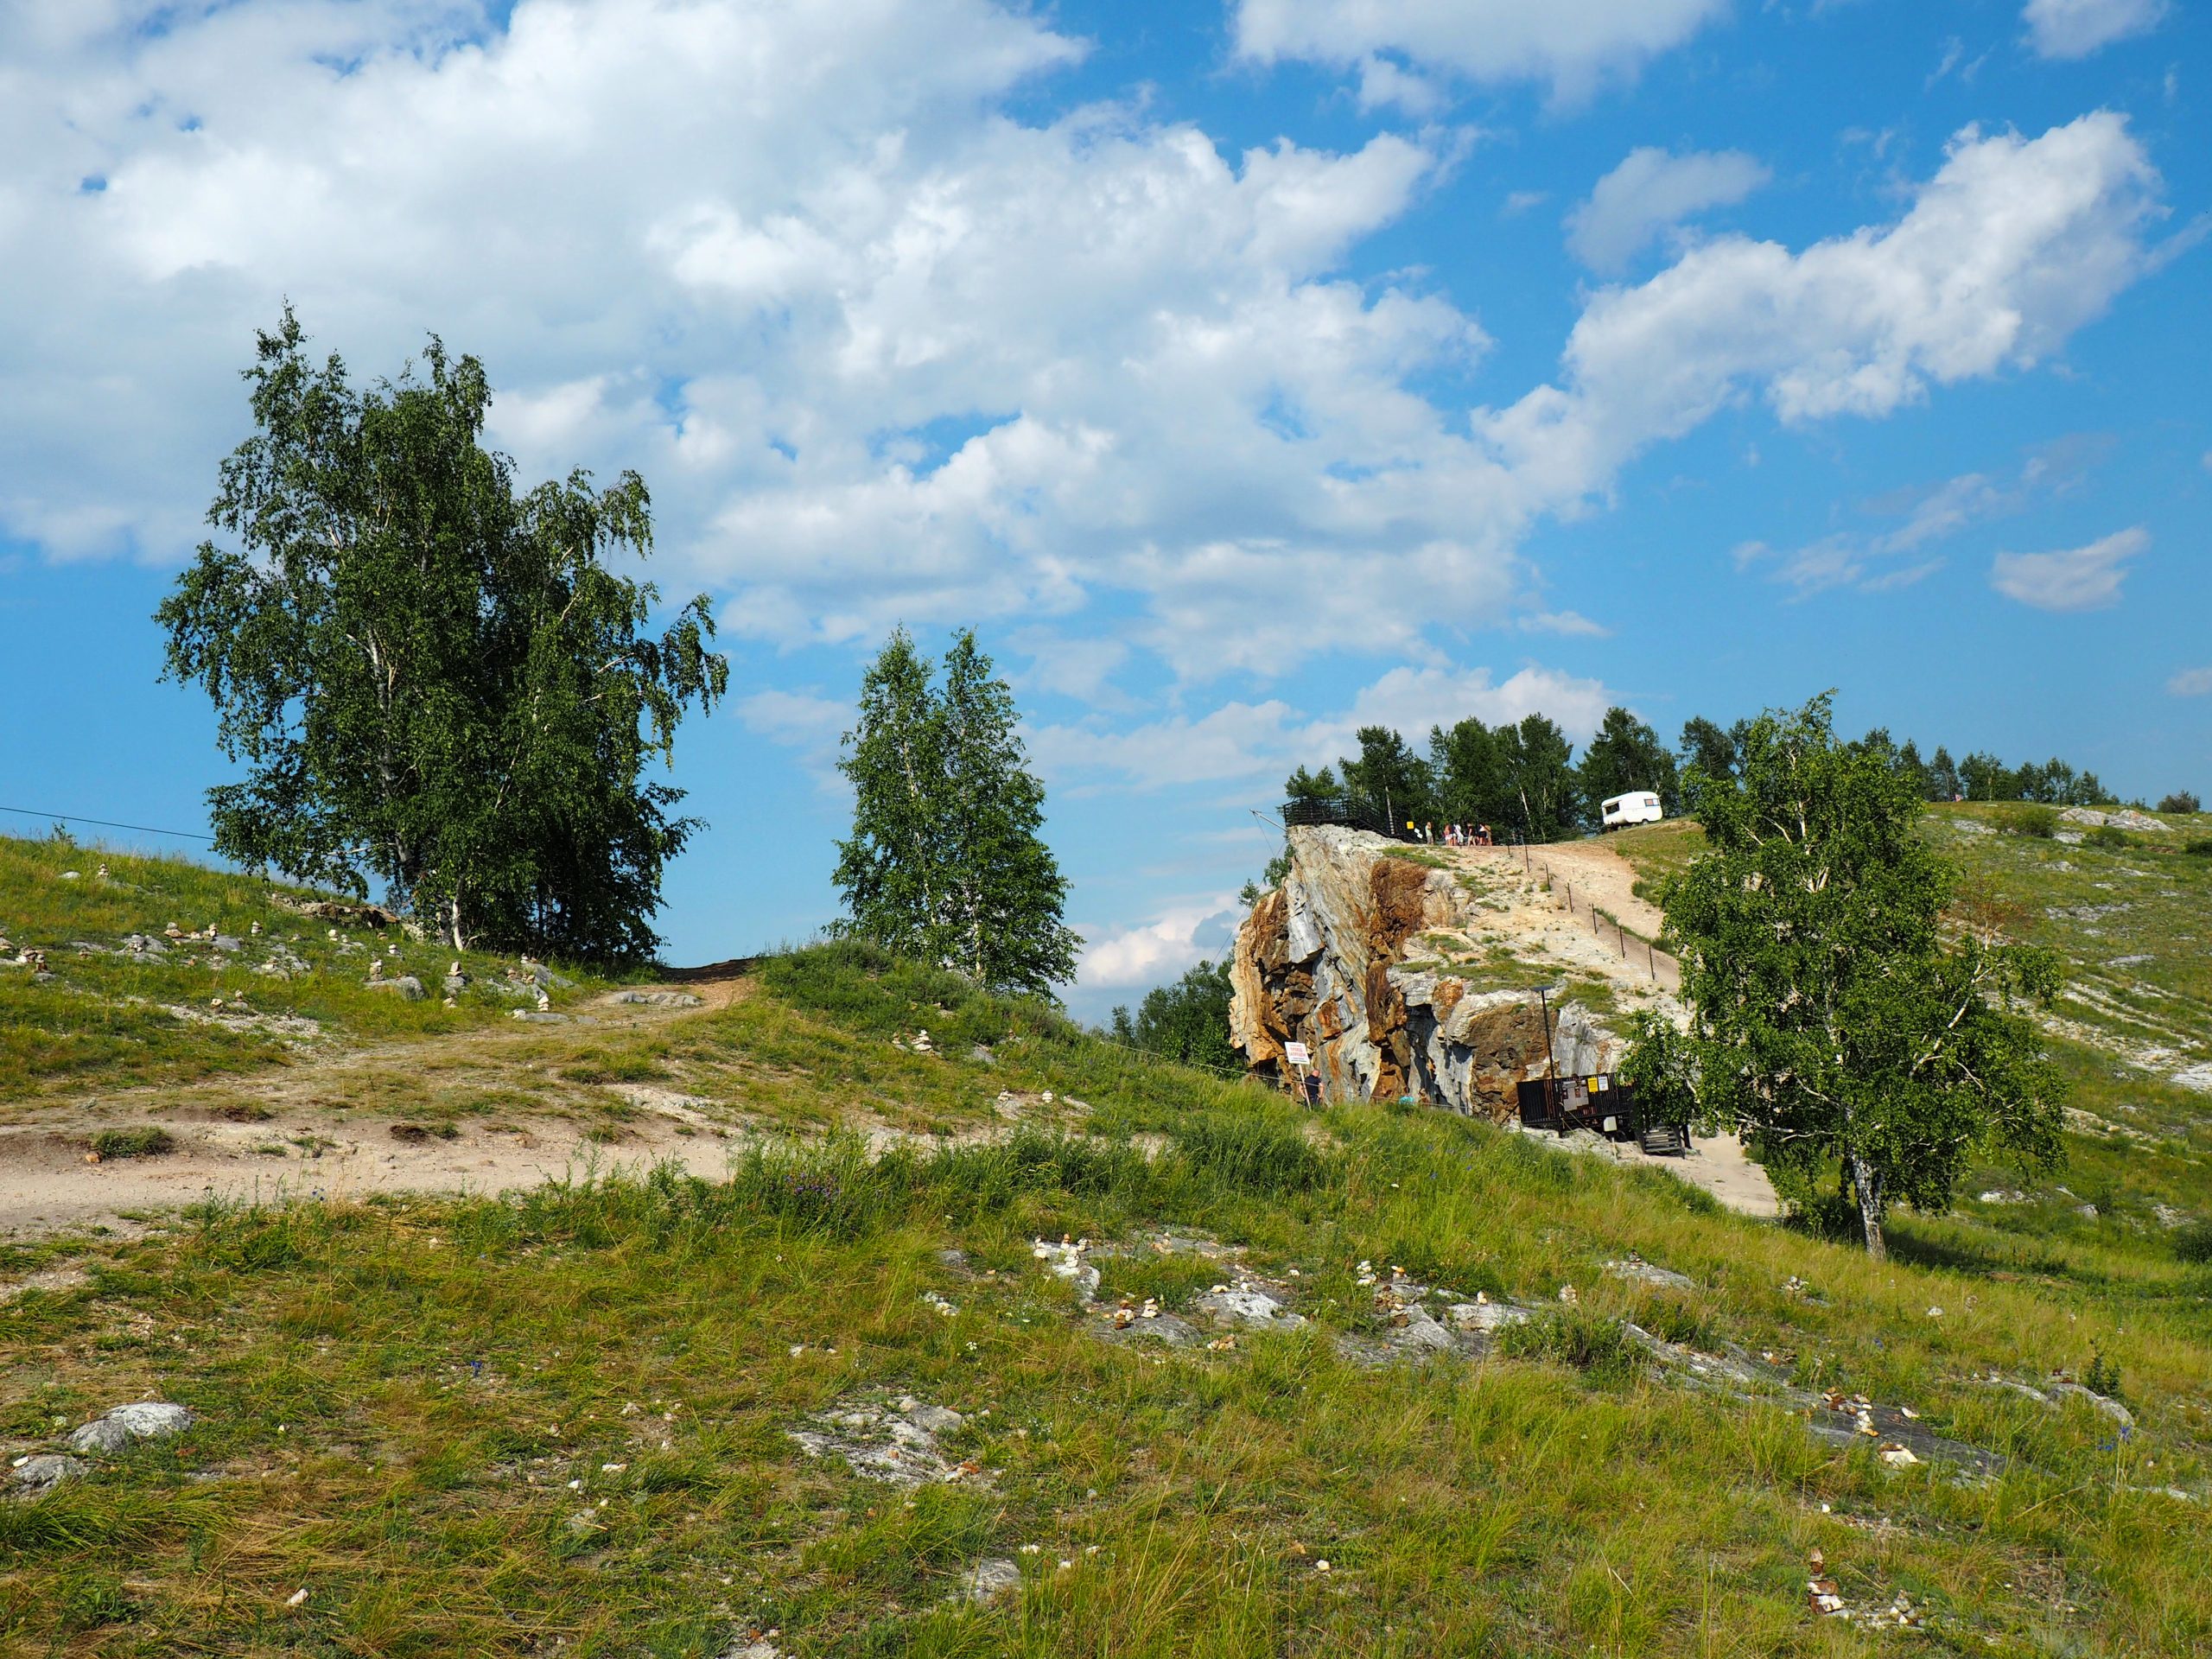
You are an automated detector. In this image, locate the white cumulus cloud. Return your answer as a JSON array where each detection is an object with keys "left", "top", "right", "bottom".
[
  {"left": 1989, "top": 525, "right": 2147, "bottom": 611},
  {"left": 2023, "top": 0, "right": 2170, "bottom": 60},
  {"left": 0, "top": 13, "right": 2176, "bottom": 700},
  {"left": 1566, "top": 147, "right": 1771, "bottom": 275},
  {"left": 1076, "top": 898, "right": 1242, "bottom": 992},
  {"left": 1480, "top": 116, "right": 2164, "bottom": 508},
  {"left": 2169, "top": 666, "right": 2212, "bottom": 696},
  {"left": 1232, "top": 0, "right": 1730, "bottom": 100}
]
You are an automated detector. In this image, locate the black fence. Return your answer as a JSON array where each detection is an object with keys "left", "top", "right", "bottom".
[
  {"left": 1515, "top": 1073, "right": 1688, "bottom": 1154},
  {"left": 1281, "top": 795, "right": 1421, "bottom": 841}
]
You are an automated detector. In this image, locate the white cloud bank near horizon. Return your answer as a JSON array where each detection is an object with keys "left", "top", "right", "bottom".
[{"left": 1075, "top": 897, "right": 1244, "bottom": 993}]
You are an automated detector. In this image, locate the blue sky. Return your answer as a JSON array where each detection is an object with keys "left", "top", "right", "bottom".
[{"left": 1, "top": 0, "right": 2206, "bottom": 1018}]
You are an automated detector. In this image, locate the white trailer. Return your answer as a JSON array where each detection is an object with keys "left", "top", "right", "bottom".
[{"left": 1601, "top": 791, "right": 1665, "bottom": 830}]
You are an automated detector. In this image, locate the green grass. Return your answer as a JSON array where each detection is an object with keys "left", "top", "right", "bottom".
[
  {"left": 0, "top": 833, "right": 626, "bottom": 1107},
  {"left": 1377, "top": 846, "right": 1450, "bottom": 871},
  {"left": 86, "top": 1127, "right": 175, "bottom": 1160},
  {"left": 5, "top": 944, "right": 2212, "bottom": 1655}
]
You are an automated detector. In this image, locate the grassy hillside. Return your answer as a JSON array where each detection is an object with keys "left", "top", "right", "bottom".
[
  {"left": 1610, "top": 804, "right": 2212, "bottom": 1268},
  {"left": 0, "top": 833, "right": 619, "bottom": 1103},
  {"left": 5, "top": 935, "right": 2211, "bottom": 1655}
]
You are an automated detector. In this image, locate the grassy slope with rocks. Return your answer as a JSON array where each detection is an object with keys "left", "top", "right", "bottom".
[
  {"left": 3, "top": 912, "right": 2210, "bottom": 1654},
  {"left": 0, "top": 833, "right": 625, "bottom": 1105}
]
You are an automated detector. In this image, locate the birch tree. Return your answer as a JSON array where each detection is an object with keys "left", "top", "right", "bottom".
[
  {"left": 834, "top": 629, "right": 1078, "bottom": 998},
  {"left": 1654, "top": 694, "right": 2066, "bottom": 1258},
  {"left": 156, "top": 309, "right": 726, "bottom": 960}
]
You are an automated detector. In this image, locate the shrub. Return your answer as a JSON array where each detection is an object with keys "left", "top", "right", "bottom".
[
  {"left": 2156, "top": 791, "right": 2200, "bottom": 816},
  {"left": 2084, "top": 1344, "right": 2125, "bottom": 1402},
  {"left": 2171, "top": 1221, "right": 2212, "bottom": 1264},
  {"left": 2085, "top": 825, "right": 2130, "bottom": 850},
  {"left": 89, "top": 1127, "right": 175, "bottom": 1160},
  {"left": 2185, "top": 839, "right": 2212, "bottom": 859},
  {"left": 1497, "top": 1308, "right": 1646, "bottom": 1384},
  {"left": 2008, "top": 805, "right": 2059, "bottom": 839}
]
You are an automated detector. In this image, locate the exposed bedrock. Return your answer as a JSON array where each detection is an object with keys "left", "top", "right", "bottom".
[{"left": 1229, "top": 827, "right": 1619, "bottom": 1116}]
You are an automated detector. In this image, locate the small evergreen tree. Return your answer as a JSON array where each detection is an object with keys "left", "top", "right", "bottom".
[
  {"left": 1957, "top": 752, "right": 2017, "bottom": 802},
  {"left": 1677, "top": 716, "right": 1738, "bottom": 786},
  {"left": 1926, "top": 745, "right": 1961, "bottom": 802},
  {"left": 834, "top": 628, "right": 1078, "bottom": 999},
  {"left": 1430, "top": 717, "right": 1512, "bottom": 831},
  {"left": 1580, "top": 707, "right": 1678, "bottom": 823},
  {"left": 1338, "top": 727, "right": 1435, "bottom": 832},
  {"left": 1497, "top": 714, "right": 1580, "bottom": 842}
]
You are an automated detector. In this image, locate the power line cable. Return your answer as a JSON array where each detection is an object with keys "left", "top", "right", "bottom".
[{"left": 0, "top": 804, "right": 216, "bottom": 842}]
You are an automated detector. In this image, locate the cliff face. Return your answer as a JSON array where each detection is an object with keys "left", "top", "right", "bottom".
[{"left": 1229, "top": 826, "right": 1620, "bottom": 1116}]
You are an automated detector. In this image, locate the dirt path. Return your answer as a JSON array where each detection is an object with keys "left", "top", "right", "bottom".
[
  {"left": 1412, "top": 838, "right": 1777, "bottom": 1219},
  {"left": 1578, "top": 1129, "right": 1783, "bottom": 1218},
  {"left": 1436, "top": 839, "right": 1679, "bottom": 991},
  {"left": 0, "top": 1110, "right": 740, "bottom": 1240},
  {"left": 1502, "top": 839, "right": 1667, "bottom": 940},
  {"left": 0, "top": 980, "right": 765, "bottom": 1239}
]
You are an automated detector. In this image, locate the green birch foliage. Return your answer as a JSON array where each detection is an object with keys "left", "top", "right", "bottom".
[
  {"left": 1654, "top": 694, "right": 2066, "bottom": 1257},
  {"left": 1109, "top": 959, "right": 1237, "bottom": 1072},
  {"left": 156, "top": 310, "right": 727, "bottom": 961},
  {"left": 835, "top": 629, "right": 1078, "bottom": 999},
  {"left": 832, "top": 630, "right": 948, "bottom": 965}
]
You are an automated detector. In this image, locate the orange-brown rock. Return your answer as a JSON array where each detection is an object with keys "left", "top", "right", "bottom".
[{"left": 1230, "top": 826, "right": 1620, "bottom": 1115}]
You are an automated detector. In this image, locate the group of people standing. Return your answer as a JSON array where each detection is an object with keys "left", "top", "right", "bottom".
[{"left": 1406, "top": 821, "right": 1493, "bottom": 847}]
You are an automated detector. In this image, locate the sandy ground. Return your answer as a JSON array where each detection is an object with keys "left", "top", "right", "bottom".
[
  {"left": 1488, "top": 839, "right": 1668, "bottom": 939},
  {"left": 1566, "top": 1128, "right": 1782, "bottom": 1218},
  {"left": 1421, "top": 839, "right": 1681, "bottom": 1009},
  {"left": 0, "top": 1106, "right": 745, "bottom": 1241},
  {"left": 0, "top": 982, "right": 762, "bottom": 1240}
]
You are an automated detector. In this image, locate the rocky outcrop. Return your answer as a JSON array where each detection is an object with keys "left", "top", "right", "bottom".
[
  {"left": 1230, "top": 826, "right": 1621, "bottom": 1116},
  {"left": 2060, "top": 806, "right": 2168, "bottom": 833}
]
